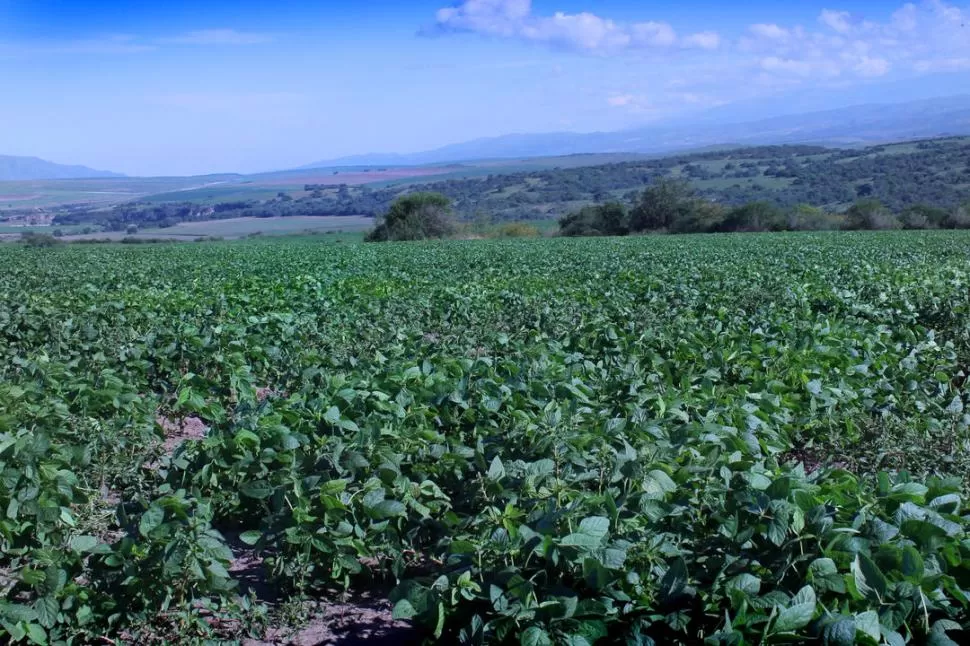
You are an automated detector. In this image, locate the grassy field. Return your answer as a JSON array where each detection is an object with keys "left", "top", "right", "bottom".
[
  {"left": 50, "top": 215, "right": 376, "bottom": 241},
  {"left": 3, "top": 231, "right": 970, "bottom": 643},
  {"left": 0, "top": 176, "right": 241, "bottom": 210}
]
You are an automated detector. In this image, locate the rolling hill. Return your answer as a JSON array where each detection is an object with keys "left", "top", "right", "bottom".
[
  {"left": 299, "top": 95, "right": 970, "bottom": 169},
  {"left": 0, "top": 155, "right": 123, "bottom": 181}
]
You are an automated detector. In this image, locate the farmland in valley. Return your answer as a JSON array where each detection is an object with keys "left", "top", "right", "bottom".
[{"left": 3, "top": 232, "right": 970, "bottom": 643}]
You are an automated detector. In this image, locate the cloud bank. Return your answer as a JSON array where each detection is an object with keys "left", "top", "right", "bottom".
[
  {"left": 433, "top": 0, "right": 970, "bottom": 84},
  {"left": 433, "top": 0, "right": 720, "bottom": 53}
]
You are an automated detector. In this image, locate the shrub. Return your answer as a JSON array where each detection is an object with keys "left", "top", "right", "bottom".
[
  {"left": 366, "top": 193, "right": 455, "bottom": 242},
  {"left": 717, "top": 201, "right": 786, "bottom": 232},
  {"left": 786, "top": 204, "right": 843, "bottom": 231},
  {"left": 559, "top": 202, "right": 629, "bottom": 237},
  {"left": 630, "top": 179, "right": 696, "bottom": 232},
  {"left": 844, "top": 199, "right": 900, "bottom": 230},
  {"left": 21, "top": 232, "right": 62, "bottom": 247}
]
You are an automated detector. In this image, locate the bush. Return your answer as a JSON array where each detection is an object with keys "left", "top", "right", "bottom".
[
  {"left": 844, "top": 199, "right": 900, "bottom": 230},
  {"left": 942, "top": 205, "right": 970, "bottom": 229},
  {"left": 717, "top": 201, "right": 786, "bottom": 232},
  {"left": 559, "top": 202, "right": 629, "bottom": 237},
  {"left": 366, "top": 193, "right": 455, "bottom": 242},
  {"left": 21, "top": 232, "right": 62, "bottom": 247},
  {"left": 629, "top": 179, "right": 696, "bottom": 232},
  {"left": 786, "top": 204, "right": 843, "bottom": 231}
]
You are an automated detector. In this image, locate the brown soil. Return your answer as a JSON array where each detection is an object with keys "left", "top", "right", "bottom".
[
  {"left": 781, "top": 446, "right": 848, "bottom": 473},
  {"left": 244, "top": 598, "right": 419, "bottom": 646},
  {"left": 156, "top": 415, "right": 209, "bottom": 453}
]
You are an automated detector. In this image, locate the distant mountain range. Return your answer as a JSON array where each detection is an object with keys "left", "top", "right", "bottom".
[
  {"left": 300, "top": 95, "right": 970, "bottom": 169},
  {"left": 0, "top": 155, "right": 123, "bottom": 181}
]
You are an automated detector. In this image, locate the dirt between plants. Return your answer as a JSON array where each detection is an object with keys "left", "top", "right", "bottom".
[
  {"left": 157, "top": 414, "right": 209, "bottom": 453},
  {"left": 153, "top": 414, "right": 419, "bottom": 644},
  {"left": 242, "top": 598, "right": 419, "bottom": 646}
]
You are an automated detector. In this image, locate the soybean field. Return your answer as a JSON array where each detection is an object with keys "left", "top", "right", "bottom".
[{"left": 3, "top": 232, "right": 970, "bottom": 644}]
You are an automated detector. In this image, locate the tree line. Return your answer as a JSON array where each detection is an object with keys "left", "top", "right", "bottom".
[
  {"left": 558, "top": 179, "right": 970, "bottom": 236},
  {"left": 46, "top": 137, "right": 970, "bottom": 232}
]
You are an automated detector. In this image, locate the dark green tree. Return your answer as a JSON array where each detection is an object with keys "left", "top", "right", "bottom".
[
  {"left": 366, "top": 193, "right": 456, "bottom": 242},
  {"left": 630, "top": 179, "right": 696, "bottom": 232},
  {"left": 717, "top": 201, "right": 785, "bottom": 232},
  {"left": 559, "top": 202, "right": 629, "bottom": 237},
  {"left": 844, "top": 199, "right": 900, "bottom": 230}
]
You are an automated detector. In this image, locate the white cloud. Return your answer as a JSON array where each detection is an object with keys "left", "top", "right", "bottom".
[
  {"left": 433, "top": 0, "right": 719, "bottom": 53},
  {"left": 748, "top": 23, "right": 791, "bottom": 40},
  {"left": 607, "top": 94, "right": 635, "bottom": 107},
  {"left": 156, "top": 29, "right": 274, "bottom": 46},
  {"left": 632, "top": 22, "right": 677, "bottom": 47},
  {"left": 749, "top": 23, "right": 790, "bottom": 40},
  {"left": 746, "top": 2, "right": 969, "bottom": 82},
  {"left": 914, "top": 57, "right": 970, "bottom": 71},
  {"left": 854, "top": 56, "right": 891, "bottom": 77},
  {"left": 430, "top": 0, "right": 970, "bottom": 113},
  {"left": 682, "top": 31, "right": 721, "bottom": 50},
  {"left": 819, "top": 9, "right": 853, "bottom": 34}
]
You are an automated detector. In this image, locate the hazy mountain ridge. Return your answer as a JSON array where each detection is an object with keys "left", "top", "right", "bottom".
[
  {"left": 300, "top": 95, "right": 970, "bottom": 169},
  {"left": 0, "top": 155, "right": 123, "bottom": 181}
]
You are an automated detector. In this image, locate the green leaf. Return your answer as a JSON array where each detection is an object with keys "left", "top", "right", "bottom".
[
  {"left": 68, "top": 535, "right": 100, "bottom": 553},
  {"left": 33, "top": 597, "right": 58, "bottom": 629},
  {"left": 728, "top": 573, "right": 761, "bottom": 596},
  {"left": 809, "top": 557, "right": 845, "bottom": 594},
  {"left": 560, "top": 533, "right": 602, "bottom": 550},
  {"left": 26, "top": 623, "right": 47, "bottom": 645},
  {"left": 578, "top": 516, "right": 610, "bottom": 539},
  {"left": 239, "top": 530, "right": 262, "bottom": 546},
  {"left": 371, "top": 500, "right": 406, "bottom": 519},
  {"left": 853, "top": 554, "right": 888, "bottom": 599},
  {"left": 854, "top": 610, "right": 880, "bottom": 642},
  {"left": 822, "top": 618, "right": 856, "bottom": 645},
  {"left": 486, "top": 456, "right": 505, "bottom": 481},
  {"left": 138, "top": 505, "right": 165, "bottom": 537},
  {"left": 392, "top": 599, "right": 417, "bottom": 620},
  {"left": 773, "top": 586, "right": 816, "bottom": 633},
  {"left": 0, "top": 603, "right": 38, "bottom": 622},
  {"left": 324, "top": 406, "right": 342, "bottom": 424},
  {"left": 240, "top": 480, "right": 274, "bottom": 499},
  {"left": 901, "top": 546, "right": 924, "bottom": 580},
  {"left": 521, "top": 626, "right": 552, "bottom": 646},
  {"left": 643, "top": 470, "right": 677, "bottom": 500}
]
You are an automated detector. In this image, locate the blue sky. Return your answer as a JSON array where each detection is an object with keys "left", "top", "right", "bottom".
[{"left": 1, "top": 0, "right": 969, "bottom": 175}]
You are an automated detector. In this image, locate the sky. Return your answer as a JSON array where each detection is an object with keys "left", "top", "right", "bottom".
[{"left": 0, "top": 0, "right": 969, "bottom": 176}]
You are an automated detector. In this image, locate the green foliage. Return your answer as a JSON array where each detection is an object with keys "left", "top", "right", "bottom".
[
  {"left": 19, "top": 232, "right": 62, "bottom": 247},
  {"left": 2, "top": 233, "right": 970, "bottom": 642},
  {"left": 366, "top": 192, "right": 456, "bottom": 242},
  {"left": 845, "top": 199, "right": 901, "bottom": 230},
  {"left": 559, "top": 202, "right": 629, "bottom": 237},
  {"left": 629, "top": 178, "right": 699, "bottom": 231},
  {"left": 717, "top": 200, "right": 786, "bottom": 232}
]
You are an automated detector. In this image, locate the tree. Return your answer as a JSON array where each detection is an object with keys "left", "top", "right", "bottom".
[
  {"left": 717, "top": 201, "right": 785, "bottom": 232},
  {"left": 786, "top": 204, "right": 838, "bottom": 231},
  {"left": 899, "top": 205, "right": 942, "bottom": 230},
  {"left": 559, "top": 202, "right": 629, "bottom": 237},
  {"left": 630, "top": 179, "right": 696, "bottom": 232},
  {"left": 126, "top": 224, "right": 139, "bottom": 234},
  {"left": 844, "top": 199, "right": 900, "bottom": 230},
  {"left": 366, "top": 192, "right": 456, "bottom": 242}
]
